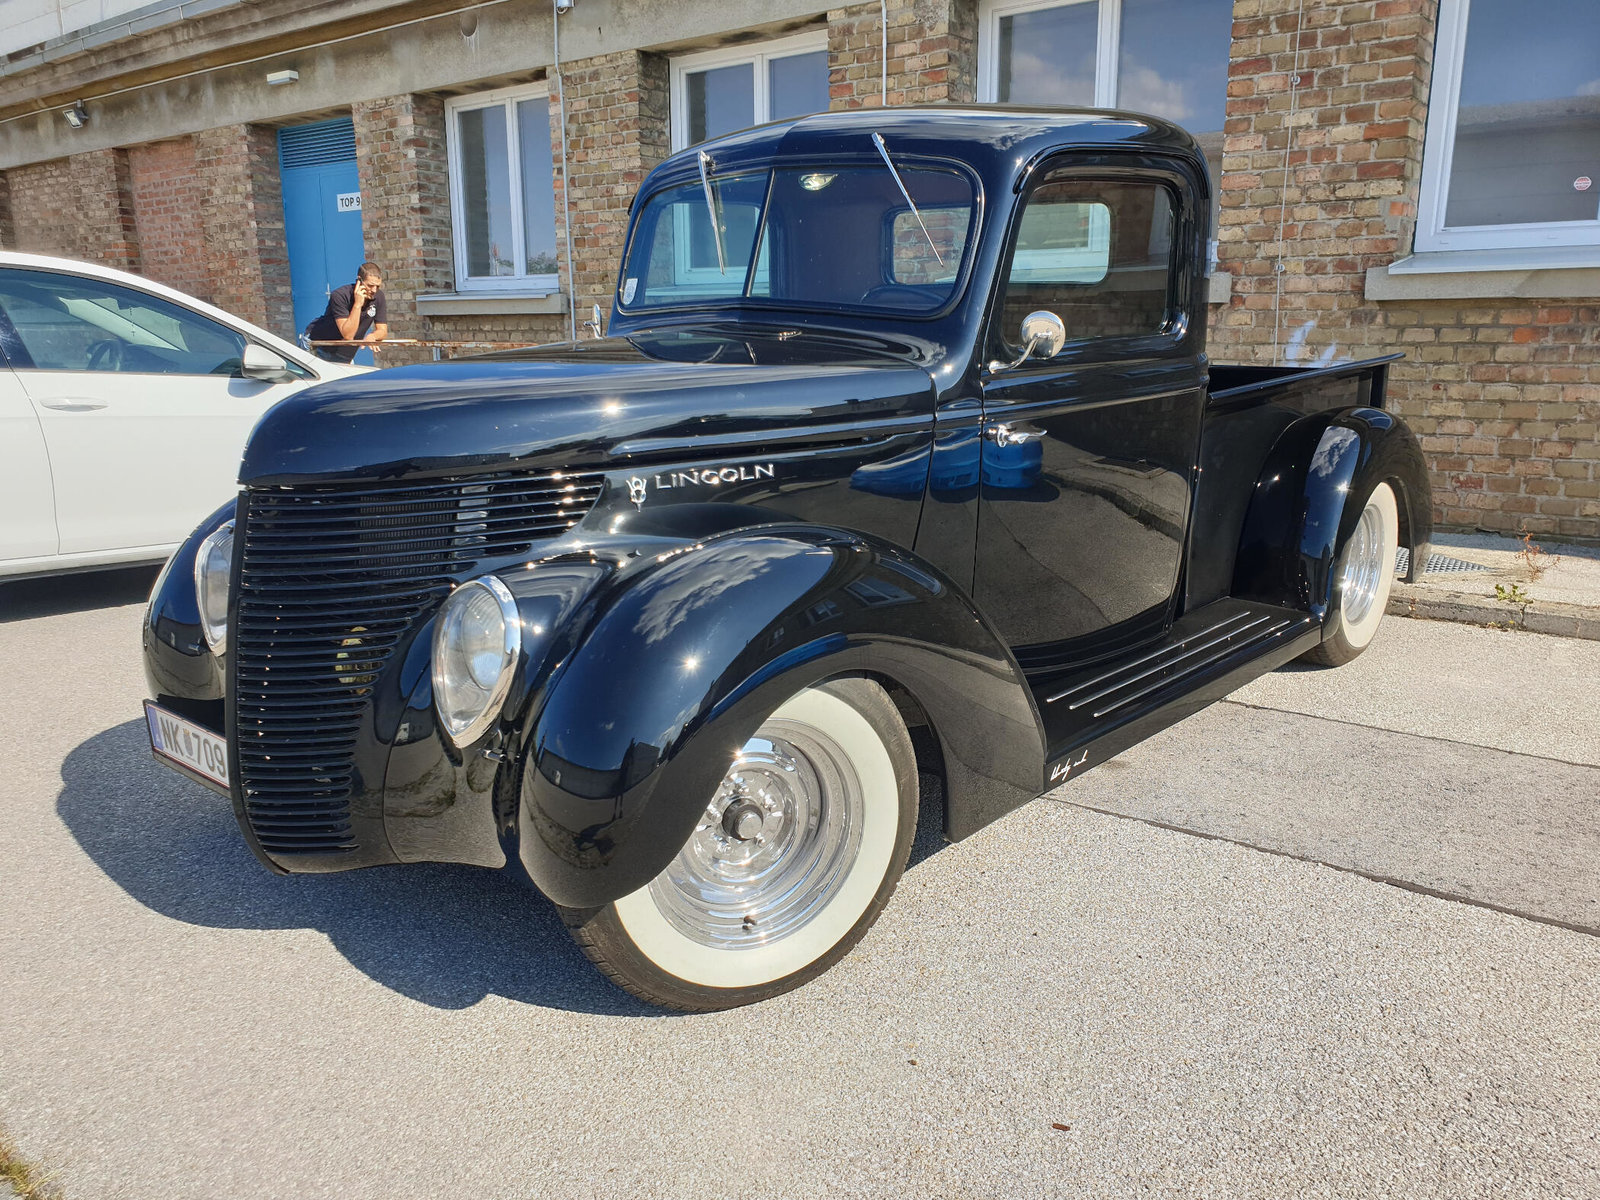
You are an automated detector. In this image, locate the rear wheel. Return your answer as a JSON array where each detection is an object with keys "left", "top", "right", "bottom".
[
  {"left": 562, "top": 678, "right": 918, "bottom": 1011},
  {"left": 1302, "top": 480, "right": 1399, "bottom": 667}
]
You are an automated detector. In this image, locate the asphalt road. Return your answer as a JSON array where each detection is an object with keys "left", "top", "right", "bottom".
[{"left": 2, "top": 571, "right": 1597, "bottom": 1199}]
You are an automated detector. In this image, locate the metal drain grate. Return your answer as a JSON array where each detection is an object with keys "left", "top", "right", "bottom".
[{"left": 1395, "top": 548, "right": 1488, "bottom": 577}]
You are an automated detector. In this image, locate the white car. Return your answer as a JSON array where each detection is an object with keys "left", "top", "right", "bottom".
[{"left": 0, "top": 251, "right": 368, "bottom": 580}]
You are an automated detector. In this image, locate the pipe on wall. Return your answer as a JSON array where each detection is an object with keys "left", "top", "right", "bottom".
[{"left": 554, "top": 0, "right": 578, "bottom": 343}]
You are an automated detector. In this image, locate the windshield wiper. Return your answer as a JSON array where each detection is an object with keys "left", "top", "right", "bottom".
[
  {"left": 697, "top": 150, "right": 728, "bottom": 275},
  {"left": 872, "top": 131, "right": 943, "bottom": 267}
]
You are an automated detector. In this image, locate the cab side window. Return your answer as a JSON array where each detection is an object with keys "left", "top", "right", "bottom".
[
  {"left": 0, "top": 268, "right": 248, "bottom": 376},
  {"left": 997, "top": 176, "right": 1177, "bottom": 352}
]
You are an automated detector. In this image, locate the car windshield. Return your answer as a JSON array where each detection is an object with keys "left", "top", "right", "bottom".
[{"left": 617, "top": 163, "right": 976, "bottom": 316}]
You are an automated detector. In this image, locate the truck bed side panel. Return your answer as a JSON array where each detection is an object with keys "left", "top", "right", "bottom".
[{"left": 1185, "top": 359, "right": 1390, "bottom": 612}]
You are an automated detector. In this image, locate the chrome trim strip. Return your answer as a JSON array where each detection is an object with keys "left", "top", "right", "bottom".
[
  {"left": 1074, "top": 615, "right": 1275, "bottom": 713},
  {"left": 1090, "top": 617, "right": 1312, "bottom": 719},
  {"left": 1045, "top": 611, "right": 1256, "bottom": 705},
  {"left": 610, "top": 413, "right": 930, "bottom": 458}
]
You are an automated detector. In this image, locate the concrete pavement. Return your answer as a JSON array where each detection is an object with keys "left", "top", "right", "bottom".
[
  {"left": 1, "top": 577, "right": 1598, "bottom": 1199},
  {"left": 1067, "top": 618, "right": 1600, "bottom": 933}
]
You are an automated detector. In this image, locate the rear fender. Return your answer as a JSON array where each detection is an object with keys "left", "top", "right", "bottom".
[
  {"left": 508, "top": 526, "right": 1045, "bottom": 909},
  {"left": 1234, "top": 406, "right": 1432, "bottom": 619}
]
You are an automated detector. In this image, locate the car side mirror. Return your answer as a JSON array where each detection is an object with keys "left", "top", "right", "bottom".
[
  {"left": 240, "top": 343, "right": 295, "bottom": 383},
  {"left": 989, "top": 310, "right": 1066, "bottom": 373}
]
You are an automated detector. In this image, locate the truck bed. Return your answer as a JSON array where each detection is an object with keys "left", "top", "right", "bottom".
[
  {"left": 1185, "top": 353, "right": 1405, "bottom": 613},
  {"left": 1207, "top": 353, "right": 1402, "bottom": 409}
]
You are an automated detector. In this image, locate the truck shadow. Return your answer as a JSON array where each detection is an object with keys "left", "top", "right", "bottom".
[{"left": 57, "top": 720, "right": 668, "bottom": 1017}]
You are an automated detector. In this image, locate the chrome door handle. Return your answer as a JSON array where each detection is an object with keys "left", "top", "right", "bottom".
[
  {"left": 37, "top": 398, "right": 108, "bottom": 411},
  {"left": 984, "top": 421, "right": 1044, "bottom": 447}
]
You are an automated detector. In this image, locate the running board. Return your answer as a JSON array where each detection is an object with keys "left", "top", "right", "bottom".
[{"left": 1036, "top": 598, "right": 1321, "bottom": 789}]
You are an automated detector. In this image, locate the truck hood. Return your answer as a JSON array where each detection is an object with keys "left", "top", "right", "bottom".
[{"left": 240, "top": 326, "right": 941, "bottom": 486}]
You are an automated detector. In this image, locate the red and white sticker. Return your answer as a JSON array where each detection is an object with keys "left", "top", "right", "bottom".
[{"left": 1576, "top": 176, "right": 1593, "bottom": 192}]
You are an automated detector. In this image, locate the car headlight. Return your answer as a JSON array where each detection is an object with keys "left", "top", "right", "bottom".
[
  {"left": 194, "top": 520, "right": 235, "bottom": 656},
  {"left": 433, "top": 575, "right": 520, "bottom": 748}
]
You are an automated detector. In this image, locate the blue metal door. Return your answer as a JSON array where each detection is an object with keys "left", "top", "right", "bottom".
[{"left": 279, "top": 119, "right": 371, "bottom": 363}]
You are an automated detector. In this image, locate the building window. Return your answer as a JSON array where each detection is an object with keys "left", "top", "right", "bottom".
[
  {"left": 978, "top": 0, "right": 1232, "bottom": 244},
  {"left": 1417, "top": 0, "right": 1600, "bottom": 254},
  {"left": 670, "top": 32, "right": 830, "bottom": 151},
  {"left": 445, "top": 84, "right": 560, "bottom": 292}
]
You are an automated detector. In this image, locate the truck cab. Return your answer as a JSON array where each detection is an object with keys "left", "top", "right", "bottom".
[{"left": 143, "top": 108, "right": 1430, "bottom": 1011}]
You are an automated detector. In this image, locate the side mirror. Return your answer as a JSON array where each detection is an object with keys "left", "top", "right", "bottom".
[
  {"left": 240, "top": 343, "right": 295, "bottom": 383},
  {"left": 989, "top": 310, "right": 1066, "bottom": 373}
]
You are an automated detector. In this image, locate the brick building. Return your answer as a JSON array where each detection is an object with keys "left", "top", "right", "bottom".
[{"left": 1, "top": 0, "right": 1596, "bottom": 538}]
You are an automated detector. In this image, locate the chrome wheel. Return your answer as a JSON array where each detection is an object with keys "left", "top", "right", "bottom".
[
  {"left": 1340, "top": 499, "right": 1386, "bottom": 626},
  {"left": 652, "top": 722, "right": 865, "bottom": 949},
  {"left": 568, "top": 679, "right": 918, "bottom": 1010},
  {"left": 1303, "top": 480, "right": 1399, "bottom": 667}
]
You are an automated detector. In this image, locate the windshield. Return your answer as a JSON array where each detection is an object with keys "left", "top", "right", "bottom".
[{"left": 617, "top": 163, "right": 976, "bottom": 316}]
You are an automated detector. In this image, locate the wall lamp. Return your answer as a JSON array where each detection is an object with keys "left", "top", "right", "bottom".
[
  {"left": 61, "top": 100, "right": 88, "bottom": 129},
  {"left": 266, "top": 69, "right": 299, "bottom": 86}
]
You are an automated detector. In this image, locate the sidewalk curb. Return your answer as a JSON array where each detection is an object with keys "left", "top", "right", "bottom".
[{"left": 1388, "top": 583, "right": 1600, "bottom": 641}]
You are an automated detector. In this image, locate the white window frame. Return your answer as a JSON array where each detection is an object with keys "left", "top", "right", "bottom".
[
  {"left": 978, "top": 0, "right": 1122, "bottom": 107},
  {"left": 444, "top": 82, "right": 561, "bottom": 295},
  {"left": 669, "top": 31, "right": 830, "bottom": 153},
  {"left": 1416, "top": 0, "right": 1600, "bottom": 255}
]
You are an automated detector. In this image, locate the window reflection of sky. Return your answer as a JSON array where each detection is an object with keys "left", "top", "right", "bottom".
[
  {"left": 1118, "top": 0, "right": 1232, "bottom": 134},
  {"left": 996, "top": 0, "right": 1231, "bottom": 138},
  {"left": 689, "top": 63, "right": 755, "bottom": 144},
  {"left": 1446, "top": 0, "right": 1600, "bottom": 227},
  {"left": 999, "top": 3, "right": 1098, "bottom": 107},
  {"left": 460, "top": 106, "right": 515, "bottom": 277},
  {"left": 517, "top": 100, "right": 559, "bottom": 275},
  {"left": 769, "top": 50, "right": 830, "bottom": 120},
  {"left": 1458, "top": 0, "right": 1600, "bottom": 106}
]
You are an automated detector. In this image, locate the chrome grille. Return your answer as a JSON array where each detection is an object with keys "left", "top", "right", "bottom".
[{"left": 233, "top": 471, "right": 605, "bottom": 855}]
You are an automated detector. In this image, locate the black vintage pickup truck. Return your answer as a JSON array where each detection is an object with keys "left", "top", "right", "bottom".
[{"left": 143, "top": 108, "right": 1429, "bottom": 1010}]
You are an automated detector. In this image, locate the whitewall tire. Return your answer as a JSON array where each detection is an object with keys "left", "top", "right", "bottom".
[
  {"left": 562, "top": 677, "right": 918, "bottom": 1011},
  {"left": 1303, "top": 480, "right": 1400, "bottom": 667}
]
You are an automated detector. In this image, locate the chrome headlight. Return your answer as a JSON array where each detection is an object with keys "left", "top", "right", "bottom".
[
  {"left": 194, "top": 520, "right": 235, "bottom": 656},
  {"left": 432, "top": 575, "right": 520, "bottom": 748}
]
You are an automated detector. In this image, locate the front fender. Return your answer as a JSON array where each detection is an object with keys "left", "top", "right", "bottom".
[
  {"left": 142, "top": 498, "right": 237, "bottom": 725},
  {"left": 511, "top": 526, "right": 1045, "bottom": 910},
  {"left": 1234, "top": 406, "right": 1432, "bottom": 619}
]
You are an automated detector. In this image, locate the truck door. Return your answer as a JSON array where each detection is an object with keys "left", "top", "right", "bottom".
[{"left": 975, "top": 167, "right": 1205, "bottom": 655}]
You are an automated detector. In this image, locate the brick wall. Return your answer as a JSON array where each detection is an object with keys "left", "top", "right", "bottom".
[
  {"left": 425, "top": 310, "right": 569, "bottom": 354},
  {"left": 554, "top": 50, "right": 671, "bottom": 328},
  {"left": 0, "top": 172, "right": 14, "bottom": 249},
  {"left": 193, "top": 124, "right": 293, "bottom": 337},
  {"left": 8, "top": 150, "right": 141, "bottom": 270},
  {"left": 1213, "top": 0, "right": 1599, "bottom": 540},
  {"left": 128, "top": 137, "right": 210, "bottom": 302},
  {"left": 828, "top": 0, "right": 977, "bottom": 108},
  {"left": 1399, "top": 302, "right": 1600, "bottom": 538},
  {"left": 353, "top": 93, "right": 457, "bottom": 362},
  {"left": 1212, "top": 0, "right": 1433, "bottom": 364}
]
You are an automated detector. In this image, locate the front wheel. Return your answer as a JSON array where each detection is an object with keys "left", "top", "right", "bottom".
[
  {"left": 562, "top": 678, "right": 918, "bottom": 1011},
  {"left": 1301, "top": 480, "right": 1400, "bottom": 667}
]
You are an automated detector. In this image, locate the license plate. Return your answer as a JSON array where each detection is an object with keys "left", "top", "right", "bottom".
[{"left": 145, "top": 700, "right": 229, "bottom": 792}]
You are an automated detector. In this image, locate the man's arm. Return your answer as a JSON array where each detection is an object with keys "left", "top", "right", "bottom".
[
  {"left": 360, "top": 289, "right": 388, "bottom": 348},
  {"left": 332, "top": 287, "right": 362, "bottom": 340}
]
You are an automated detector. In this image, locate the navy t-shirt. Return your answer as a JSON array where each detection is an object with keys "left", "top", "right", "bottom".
[{"left": 308, "top": 283, "right": 386, "bottom": 362}]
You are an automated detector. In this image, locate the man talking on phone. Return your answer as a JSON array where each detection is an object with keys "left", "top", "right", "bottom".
[{"left": 307, "top": 261, "right": 388, "bottom": 363}]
